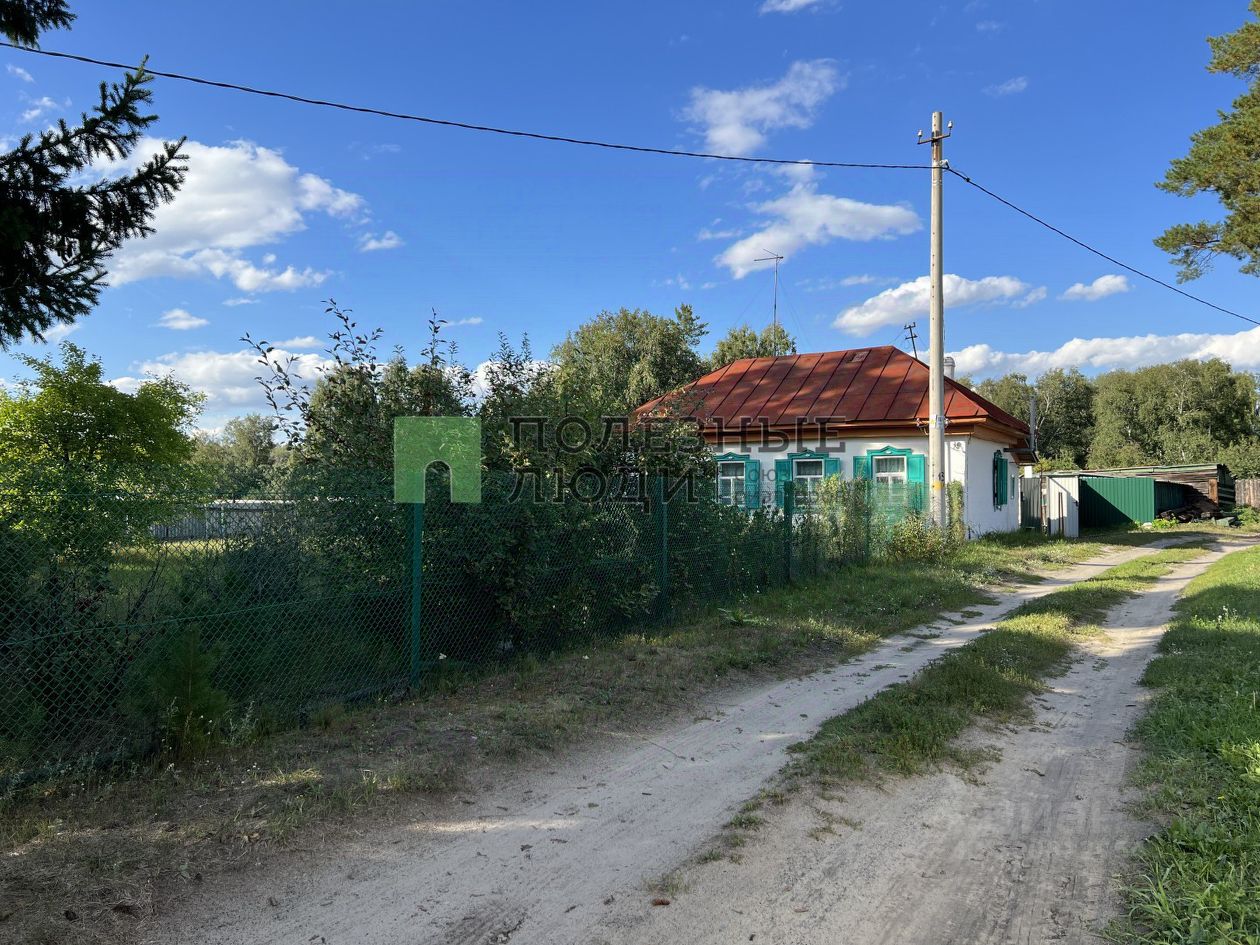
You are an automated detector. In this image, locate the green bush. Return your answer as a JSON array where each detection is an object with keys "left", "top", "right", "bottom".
[{"left": 136, "top": 629, "right": 230, "bottom": 760}]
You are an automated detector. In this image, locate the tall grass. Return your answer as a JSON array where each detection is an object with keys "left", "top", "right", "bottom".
[{"left": 1113, "top": 545, "right": 1260, "bottom": 944}]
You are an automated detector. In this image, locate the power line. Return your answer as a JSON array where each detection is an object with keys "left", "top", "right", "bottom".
[
  {"left": 0, "top": 42, "right": 932, "bottom": 171},
  {"left": 947, "top": 165, "right": 1260, "bottom": 329},
  {"left": 5, "top": 42, "right": 1256, "bottom": 331}
]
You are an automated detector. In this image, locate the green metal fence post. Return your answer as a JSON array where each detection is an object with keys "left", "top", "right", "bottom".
[
  {"left": 783, "top": 481, "right": 795, "bottom": 583},
  {"left": 655, "top": 476, "right": 670, "bottom": 620},
  {"left": 409, "top": 501, "right": 424, "bottom": 689}
]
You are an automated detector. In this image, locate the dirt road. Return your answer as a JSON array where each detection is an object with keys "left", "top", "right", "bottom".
[
  {"left": 147, "top": 540, "right": 1236, "bottom": 945},
  {"left": 596, "top": 539, "right": 1251, "bottom": 945}
]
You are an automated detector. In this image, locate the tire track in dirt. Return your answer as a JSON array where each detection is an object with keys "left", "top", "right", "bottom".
[
  {"left": 596, "top": 539, "right": 1253, "bottom": 945},
  {"left": 146, "top": 541, "right": 1200, "bottom": 945}
]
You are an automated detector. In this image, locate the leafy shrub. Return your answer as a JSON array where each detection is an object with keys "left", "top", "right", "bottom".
[{"left": 884, "top": 513, "right": 957, "bottom": 561}]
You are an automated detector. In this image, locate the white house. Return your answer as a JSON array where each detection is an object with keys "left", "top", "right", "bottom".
[{"left": 638, "top": 345, "right": 1035, "bottom": 536}]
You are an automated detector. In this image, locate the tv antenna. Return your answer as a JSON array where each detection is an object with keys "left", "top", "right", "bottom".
[{"left": 755, "top": 249, "right": 785, "bottom": 329}]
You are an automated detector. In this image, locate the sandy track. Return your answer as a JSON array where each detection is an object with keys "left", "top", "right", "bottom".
[
  {"left": 147, "top": 541, "right": 1202, "bottom": 945},
  {"left": 598, "top": 539, "right": 1251, "bottom": 945}
]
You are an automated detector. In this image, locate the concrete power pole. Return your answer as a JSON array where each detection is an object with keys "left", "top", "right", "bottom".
[{"left": 918, "top": 112, "right": 952, "bottom": 527}]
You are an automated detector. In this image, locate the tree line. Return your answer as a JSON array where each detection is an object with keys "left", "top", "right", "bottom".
[{"left": 968, "top": 360, "right": 1260, "bottom": 477}]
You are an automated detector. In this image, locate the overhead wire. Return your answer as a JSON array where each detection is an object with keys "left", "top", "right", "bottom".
[
  {"left": 0, "top": 42, "right": 930, "bottom": 171},
  {"left": 947, "top": 165, "right": 1260, "bottom": 329},
  {"left": 4, "top": 41, "right": 1258, "bottom": 330}
]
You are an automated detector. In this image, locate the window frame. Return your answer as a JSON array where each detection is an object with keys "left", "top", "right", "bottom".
[
  {"left": 716, "top": 460, "right": 747, "bottom": 508},
  {"left": 872, "top": 454, "right": 908, "bottom": 485},
  {"left": 792, "top": 457, "right": 825, "bottom": 500}
]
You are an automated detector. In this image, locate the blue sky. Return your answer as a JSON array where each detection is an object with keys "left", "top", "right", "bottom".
[{"left": 3, "top": 0, "right": 1257, "bottom": 427}]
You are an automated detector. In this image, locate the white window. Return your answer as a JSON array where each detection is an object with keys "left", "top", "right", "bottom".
[
  {"left": 793, "top": 458, "right": 824, "bottom": 500},
  {"left": 873, "top": 455, "right": 907, "bottom": 485},
  {"left": 717, "top": 461, "right": 746, "bottom": 507}
]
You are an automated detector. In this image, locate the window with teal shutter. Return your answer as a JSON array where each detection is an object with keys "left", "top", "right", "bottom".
[
  {"left": 714, "top": 452, "right": 764, "bottom": 510},
  {"left": 744, "top": 457, "right": 762, "bottom": 509},
  {"left": 853, "top": 455, "right": 871, "bottom": 480}
]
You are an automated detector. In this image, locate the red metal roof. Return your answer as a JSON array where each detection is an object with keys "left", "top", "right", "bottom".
[{"left": 639, "top": 345, "right": 1030, "bottom": 435}]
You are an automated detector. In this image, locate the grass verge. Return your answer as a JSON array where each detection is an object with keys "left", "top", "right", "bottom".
[
  {"left": 0, "top": 532, "right": 1162, "bottom": 944},
  {"left": 1110, "top": 544, "right": 1260, "bottom": 945},
  {"left": 784, "top": 544, "right": 1207, "bottom": 785}
]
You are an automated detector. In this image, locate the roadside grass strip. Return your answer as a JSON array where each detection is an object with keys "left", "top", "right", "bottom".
[
  {"left": 1112, "top": 545, "right": 1260, "bottom": 945},
  {"left": 785, "top": 544, "right": 1208, "bottom": 786}
]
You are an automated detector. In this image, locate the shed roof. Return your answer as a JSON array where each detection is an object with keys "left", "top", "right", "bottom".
[{"left": 639, "top": 345, "right": 1030, "bottom": 439}]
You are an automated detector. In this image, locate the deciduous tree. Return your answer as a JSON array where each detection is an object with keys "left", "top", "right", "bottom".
[
  {"left": 707, "top": 322, "right": 796, "bottom": 369},
  {"left": 549, "top": 304, "right": 707, "bottom": 416}
]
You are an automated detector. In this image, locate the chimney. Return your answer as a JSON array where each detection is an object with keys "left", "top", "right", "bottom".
[{"left": 943, "top": 356, "right": 955, "bottom": 379}]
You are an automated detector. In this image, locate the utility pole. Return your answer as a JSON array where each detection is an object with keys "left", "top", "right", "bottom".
[
  {"left": 756, "top": 250, "right": 785, "bottom": 331},
  {"left": 918, "top": 112, "right": 952, "bottom": 528},
  {"left": 903, "top": 322, "right": 920, "bottom": 360}
]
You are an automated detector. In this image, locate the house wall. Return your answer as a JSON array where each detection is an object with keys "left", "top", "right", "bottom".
[
  {"left": 708, "top": 432, "right": 1022, "bottom": 535},
  {"left": 962, "top": 436, "right": 1021, "bottom": 536}
]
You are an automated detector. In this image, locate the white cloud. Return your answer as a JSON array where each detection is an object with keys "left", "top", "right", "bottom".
[
  {"left": 698, "top": 225, "right": 742, "bottom": 241},
  {"left": 798, "top": 274, "right": 898, "bottom": 292},
  {"left": 223, "top": 297, "right": 259, "bottom": 306},
  {"left": 834, "top": 273, "right": 1032, "bottom": 334},
  {"left": 111, "top": 346, "right": 334, "bottom": 412},
  {"left": 274, "top": 336, "right": 322, "bottom": 349},
  {"left": 155, "top": 308, "right": 208, "bottom": 330},
  {"left": 20, "top": 95, "right": 58, "bottom": 122},
  {"left": 42, "top": 322, "right": 80, "bottom": 343},
  {"left": 1060, "top": 274, "right": 1130, "bottom": 302},
  {"left": 358, "top": 230, "right": 403, "bottom": 252},
  {"left": 985, "top": 76, "right": 1027, "bottom": 96},
  {"left": 683, "top": 60, "right": 842, "bottom": 156},
  {"left": 108, "top": 139, "right": 364, "bottom": 292},
  {"left": 760, "top": 0, "right": 825, "bottom": 13},
  {"left": 1013, "top": 285, "right": 1048, "bottom": 308},
  {"left": 718, "top": 183, "right": 920, "bottom": 278},
  {"left": 976, "top": 20, "right": 1003, "bottom": 32},
  {"left": 659, "top": 274, "right": 693, "bottom": 290},
  {"left": 449, "top": 316, "right": 484, "bottom": 327},
  {"left": 7, "top": 64, "right": 33, "bottom": 83},
  {"left": 952, "top": 325, "right": 1260, "bottom": 379}
]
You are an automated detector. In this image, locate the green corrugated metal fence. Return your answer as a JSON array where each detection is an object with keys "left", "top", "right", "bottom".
[{"left": 1080, "top": 476, "right": 1189, "bottom": 527}]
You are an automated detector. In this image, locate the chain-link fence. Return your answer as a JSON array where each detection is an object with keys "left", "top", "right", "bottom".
[{"left": 0, "top": 470, "right": 938, "bottom": 786}]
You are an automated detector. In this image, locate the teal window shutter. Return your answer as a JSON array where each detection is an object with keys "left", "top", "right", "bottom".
[
  {"left": 823, "top": 457, "right": 841, "bottom": 481},
  {"left": 907, "top": 454, "right": 926, "bottom": 512},
  {"left": 999, "top": 456, "right": 1010, "bottom": 506},
  {"left": 853, "top": 455, "right": 871, "bottom": 480},
  {"left": 774, "top": 458, "right": 791, "bottom": 508},
  {"left": 744, "top": 457, "right": 762, "bottom": 509},
  {"left": 993, "top": 451, "right": 1009, "bottom": 508}
]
